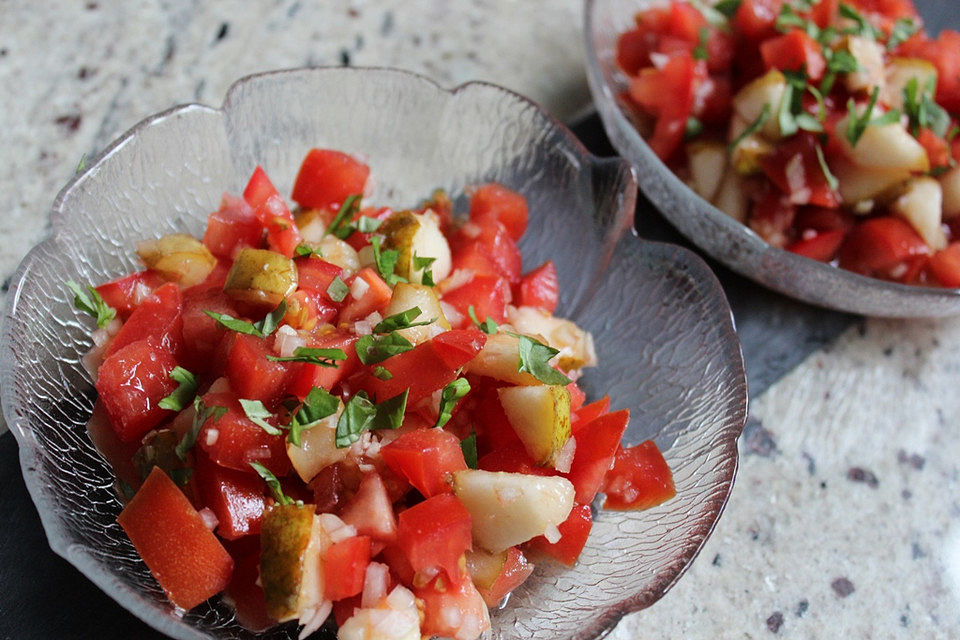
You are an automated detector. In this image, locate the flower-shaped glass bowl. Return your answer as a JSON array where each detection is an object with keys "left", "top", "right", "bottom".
[
  {"left": 0, "top": 67, "right": 747, "bottom": 640},
  {"left": 585, "top": 0, "right": 960, "bottom": 317}
]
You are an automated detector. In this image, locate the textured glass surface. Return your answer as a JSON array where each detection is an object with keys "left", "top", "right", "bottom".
[
  {"left": 585, "top": 0, "right": 960, "bottom": 318},
  {"left": 0, "top": 68, "right": 747, "bottom": 639}
]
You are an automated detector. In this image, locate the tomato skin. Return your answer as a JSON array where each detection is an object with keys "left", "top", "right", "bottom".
[
  {"left": 105, "top": 282, "right": 183, "bottom": 358},
  {"left": 380, "top": 429, "right": 468, "bottom": 498},
  {"left": 354, "top": 329, "right": 486, "bottom": 404},
  {"left": 928, "top": 243, "right": 960, "bottom": 287},
  {"left": 808, "top": 0, "right": 839, "bottom": 28},
  {"left": 478, "top": 442, "right": 555, "bottom": 477},
  {"left": 473, "top": 547, "right": 535, "bottom": 607},
  {"left": 526, "top": 503, "right": 593, "bottom": 566},
  {"left": 442, "top": 275, "right": 508, "bottom": 325},
  {"left": 616, "top": 28, "right": 650, "bottom": 75},
  {"left": 96, "top": 337, "right": 180, "bottom": 443},
  {"left": 286, "top": 331, "right": 360, "bottom": 398},
  {"left": 472, "top": 220, "right": 523, "bottom": 284},
  {"left": 602, "top": 441, "right": 676, "bottom": 510},
  {"left": 760, "top": 29, "right": 826, "bottom": 80},
  {"left": 291, "top": 149, "right": 370, "bottom": 211},
  {"left": 339, "top": 472, "right": 399, "bottom": 542},
  {"left": 95, "top": 270, "right": 164, "bottom": 320},
  {"left": 471, "top": 383, "right": 524, "bottom": 457},
  {"left": 203, "top": 193, "right": 263, "bottom": 259},
  {"left": 469, "top": 183, "right": 529, "bottom": 242},
  {"left": 838, "top": 217, "right": 930, "bottom": 276},
  {"left": 117, "top": 467, "right": 234, "bottom": 610},
  {"left": 225, "top": 333, "right": 290, "bottom": 404},
  {"left": 749, "top": 189, "right": 798, "bottom": 248},
  {"left": 415, "top": 575, "right": 490, "bottom": 640},
  {"left": 571, "top": 396, "right": 610, "bottom": 430},
  {"left": 324, "top": 536, "right": 372, "bottom": 601},
  {"left": 628, "top": 52, "right": 697, "bottom": 161},
  {"left": 900, "top": 30, "right": 960, "bottom": 113},
  {"left": 242, "top": 167, "right": 301, "bottom": 258},
  {"left": 339, "top": 268, "right": 393, "bottom": 323},
  {"left": 180, "top": 286, "right": 236, "bottom": 373},
  {"left": 295, "top": 256, "right": 344, "bottom": 301},
  {"left": 198, "top": 392, "right": 290, "bottom": 476},
  {"left": 194, "top": 452, "right": 267, "bottom": 540},
  {"left": 566, "top": 410, "right": 629, "bottom": 505},
  {"left": 786, "top": 229, "right": 847, "bottom": 262},
  {"left": 517, "top": 260, "right": 559, "bottom": 313},
  {"left": 397, "top": 493, "right": 473, "bottom": 583}
]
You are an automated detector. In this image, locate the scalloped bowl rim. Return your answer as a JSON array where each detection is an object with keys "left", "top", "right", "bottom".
[
  {"left": 583, "top": 0, "right": 960, "bottom": 318},
  {"left": 1, "top": 66, "right": 747, "bottom": 639}
]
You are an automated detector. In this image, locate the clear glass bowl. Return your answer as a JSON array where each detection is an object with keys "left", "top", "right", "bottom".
[
  {"left": 0, "top": 67, "right": 747, "bottom": 639},
  {"left": 584, "top": 0, "right": 960, "bottom": 317}
]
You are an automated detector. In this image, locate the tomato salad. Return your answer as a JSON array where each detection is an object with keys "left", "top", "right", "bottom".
[
  {"left": 69, "top": 149, "right": 676, "bottom": 639},
  {"left": 616, "top": 0, "right": 960, "bottom": 287}
]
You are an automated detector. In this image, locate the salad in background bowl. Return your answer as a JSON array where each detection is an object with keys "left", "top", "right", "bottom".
[{"left": 0, "top": 68, "right": 747, "bottom": 640}]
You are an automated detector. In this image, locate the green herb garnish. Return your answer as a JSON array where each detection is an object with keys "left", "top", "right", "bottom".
[
  {"left": 685, "top": 116, "right": 705, "bottom": 140},
  {"left": 461, "top": 433, "right": 479, "bottom": 469},
  {"left": 370, "top": 235, "right": 404, "bottom": 285},
  {"left": 175, "top": 397, "right": 227, "bottom": 461},
  {"left": 887, "top": 17, "right": 919, "bottom": 51},
  {"left": 294, "top": 244, "right": 322, "bottom": 258},
  {"left": 335, "top": 390, "right": 406, "bottom": 448},
  {"left": 66, "top": 280, "right": 116, "bottom": 329},
  {"left": 693, "top": 26, "right": 710, "bottom": 60},
  {"left": 267, "top": 346, "right": 347, "bottom": 367},
  {"left": 158, "top": 367, "right": 198, "bottom": 412},
  {"left": 902, "top": 76, "right": 951, "bottom": 138},
  {"left": 413, "top": 254, "right": 437, "bottom": 286},
  {"left": 373, "top": 365, "right": 394, "bottom": 380},
  {"left": 728, "top": 103, "right": 772, "bottom": 153},
  {"left": 356, "top": 216, "right": 383, "bottom": 233},
  {"left": 373, "top": 306, "right": 435, "bottom": 333},
  {"left": 814, "top": 143, "right": 840, "bottom": 191},
  {"left": 517, "top": 334, "right": 571, "bottom": 385},
  {"left": 435, "top": 378, "right": 470, "bottom": 429},
  {"left": 354, "top": 331, "right": 415, "bottom": 365},
  {"left": 325, "top": 194, "right": 362, "bottom": 240},
  {"left": 467, "top": 304, "right": 499, "bottom": 335},
  {"left": 327, "top": 275, "right": 349, "bottom": 302},
  {"left": 249, "top": 462, "right": 295, "bottom": 505},
  {"left": 288, "top": 387, "right": 340, "bottom": 447},
  {"left": 239, "top": 399, "right": 282, "bottom": 435},
  {"left": 713, "top": 0, "right": 742, "bottom": 18},
  {"left": 204, "top": 300, "right": 287, "bottom": 338}
]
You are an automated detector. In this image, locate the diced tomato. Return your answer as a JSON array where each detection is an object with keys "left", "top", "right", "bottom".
[
  {"left": 194, "top": 453, "right": 267, "bottom": 540},
  {"left": 333, "top": 594, "right": 363, "bottom": 627},
  {"left": 95, "top": 270, "right": 164, "bottom": 320},
  {"left": 473, "top": 220, "right": 523, "bottom": 284},
  {"left": 471, "top": 547, "right": 535, "bottom": 607},
  {"left": 517, "top": 261, "right": 558, "bottom": 313},
  {"left": 917, "top": 129, "right": 952, "bottom": 170},
  {"left": 117, "top": 467, "right": 233, "bottom": 610},
  {"left": 572, "top": 396, "right": 610, "bottom": 431},
  {"left": 180, "top": 286, "right": 236, "bottom": 373},
  {"left": 339, "top": 472, "right": 398, "bottom": 541},
  {"left": 527, "top": 503, "right": 593, "bottom": 566},
  {"left": 735, "top": 0, "right": 784, "bottom": 41},
  {"left": 928, "top": 243, "right": 960, "bottom": 288},
  {"left": 415, "top": 574, "right": 490, "bottom": 640},
  {"left": 291, "top": 149, "right": 370, "bottom": 211},
  {"left": 379, "top": 543, "right": 416, "bottom": 586},
  {"left": 602, "top": 441, "right": 676, "bottom": 510},
  {"left": 616, "top": 28, "right": 650, "bottom": 76},
  {"left": 760, "top": 29, "right": 826, "bottom": 80},
  {"left": 848, "top": 0, "right": 918, "bottom": 21},
  {"left": 478, "top": 442, "right": 554, "bottom": 477},
  {"left": 566, "top": 380, "right": 586, "bottom": 411},
  {"left": 324, "top": 536, "right": 371, "bottom": 601},
  {"left": 808, "top": 0, "right": 839, "bottom": 28},
  {"left": 224, "top": 333, "right": 290, "bottom": 403},
  {"left": 98, "top": 339, "right": 179, "bottom": 447},
  {"left": 339, "top": 268, "right": 393, "bottom": 323},
  {"left": 105, "top": 282, "right": 183, "bottom": 358},
  {"left": 749, "top": 189, "right": 797, "bottom": 248},
  {"left": 286, "top": 331, "right": 360, "bottom": 398},
  {"left": 900, "top": 30, "right": 960, "bottom": 113},
  {"left": 566, "top": 410, "right": 629, "bottom": 504},
  {"left": 468, "top": 184, "right": 529, "bottom": 242},
  {"left": 380, "top": 429, "right": 467, "bottom": 498},
  {"left": 794, "top": 206, "right": 855, "bottom": 233},
  {"left": 442, "top": 275, "right": 507, "bottom": 325},
  {"left": 838, "top": 216, "right": 930, "bottom": 276},
  {"left": 242, "top": 167, "right": 301, "bottom": 258},
  {"left": 295, "top": 256, "right": 344, "bottom": 300},
  {"left": 696, "top": 75, "right": 734, "bottom": 125},
  {"left": 354, "top": 329, "right": 486, "bottom": 404},
  {"left": 628, "top": 52, "right": 697, "bottom": 160},
  {"left": 397, "top": 494, "right": 472, "bottom": 583},
  {"left": 223, "top": 538, "right": 273, "bottom": 632},
  {"left": 199, "top": 392, "right": 290, "bottom": 476},
  {"left": 203, "top": 193, "right": 263, "bottom": 259},
  {"left": 786, "top": 229, "right": 847, "bottom": 262},
  {"left": 760, "top": 134, "right": 839, "bottom": 209},
  {"left": 471, "top": 383, "right": 524, "bottom": 456}
]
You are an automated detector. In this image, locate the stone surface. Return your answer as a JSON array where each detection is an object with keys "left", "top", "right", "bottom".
[{"left": 2, "top": 1, "right": 960, "bottom": 638}]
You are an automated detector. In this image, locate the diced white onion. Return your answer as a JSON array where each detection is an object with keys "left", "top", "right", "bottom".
[
  {"left": 553, "top": 436, "right": 577, "bottom": 474},
  {"left": 361, "top": 562, "right": 389, "bottom": 608},
  {"left": 132, "top": 283, "right": 153, "bottom": 306},
  {"left": 544, "top": 524, "right": 562, "bottom": 544},
  {"left": 439, "top": 301, "right": 464, "bottom": 327},
  {"left": 205, "top": 429, "right": 219, "bottom": 446},
  {"left": 785, "top": 153, "right": 812, "bottom": 205},
  {"left": 385, "top": 585, "right": 416, "bottom": 610},
  {"left": 441, "top": 605, "right": 462, "bottom": 628},
  {"left": 440, "top": 268, "right": 475, "bottom": 293},
  {"left": 350, "top": 277, "right": 370, "bottom": 301},
  {"left": 650, "top": 52, "right": 669, "bottom": 69},
  {"left": 461, "top": 222, "right": 482, "bottom": 239},
  {"left": 81, "top": 344, "right": 106, "bottom": 380},
  {"left": 297, "top": 600, "right": 332, "bottom": 640},
  {"left": 274, "top": 325, "right": 304, "bottom": 357},
  {"left": 198, "top": 507, "right": 219, "bottom": 531},
  {"left": 319, "top": 513, "right": 357, "bottom": 543},
  {"left": 354, "top": 311, "right": 382, "bottom": 336}
]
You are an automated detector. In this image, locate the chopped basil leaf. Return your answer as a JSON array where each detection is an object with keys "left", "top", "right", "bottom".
[
  {"left": 467, "top": 304, "right": 499, "bottom": 335},
  {"left": 948, "top": 126, "right": 960, "bottom": 143},
  {"left": 845, "top": 86, "right": 883, "bottom": 146},
  {"left": 294, "top": 243, "right": 322, "bottom": 258},
  {"left": 249, "top": 462, "right": 294, "bottom": 505},
  {"left": 66, "top": 280, "right": 116, "bottom": 329},
  {"left": 168, "top": 467, "right": 193, "bottom": 487},
  {"left": 76, "top": 154, "right": 87, "bottom": 174},
  {"left": 239, "top": 398, "right": 282, "bottom": 435},
  {"left": 728, "top": 103, "right": 771, "bottom": 153},
  {"left": 887, "top": 17, "right": 919, "bottom": 51},
  {"left": 371, "top": 390, "right": 408, "bottom": 431},
  {"left": 267, "top": 346, "right": 347, "bottom": 367},
  {"left": 814, "top": 143, "right": 840, "bottom": 191},
  {"left": 413, "top": 253, "right": 436, "bottom": 286},
  {"left": 325, "top": 194, "right": 362, "bottom": 240},
  {"left": 775, "top": 4, "right": 818, "bottom": 38},
  {"left": 374, "top": 306, "right": 435, "bottom": 333},
  {"left": 175, "top": 396, "right": 227, "bottom": 461},
  {"left": 373, "top": 365, "right": 394, "bottom": 380},
  {"left": 461, "top": 433, "right": 479, "bottom": 469},
  {"left": 685, "top": 116, "right": 704, "bottom": 140},
  {"left": 902, "top": 76, "right": 951, "bottom": 138},
  {"left": 826, "top": 49, "right": 859, "bottom": 74},
  {"left": 336, "top": 391, "right": 377, "bottom": 447},
  {"left": 713, "top": 0, "right": 742, "bottom": 18},
  {"left": 355, "top": 331, "right": 415, "bottom": 365},
  {"left": 435, "top": 378, "right": 470, "bottom": 429},
  {"left": 356, "top": 215, "right": 383, "bottom": 233},
  {"left": 204, "top": 300, "right": 287, "bottom": 338},
  {"left": 370, "top": 235, "right": 404, "bottom": 285},
  {"left": 693, "top": 26, "right": 710, "bottom": 60},
  {"left": 158, "top": 367, "right": 198, "bottom": 412},
  {"left": 839, "top": 3, "right": 882, "bottom": 41},
  {"left": 288, "top": 386, "right": 340, "bottom": 447},
  {"left": 327, "top": 275, "right": 349, "bottom": 302},
  {"left": 516, "top": 334, "right": 571, "bottom": 385},
  {"left": 779, "top": 71, "right": 823, "bottom": 137}
]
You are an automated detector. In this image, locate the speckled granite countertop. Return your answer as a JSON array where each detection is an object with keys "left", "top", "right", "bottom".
[{"left": 2, "top": 1, "right": 959, "bottom": 638}]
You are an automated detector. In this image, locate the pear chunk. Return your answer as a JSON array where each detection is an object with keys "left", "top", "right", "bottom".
[
  {"left": 137, "top": 233, "right": 216, "bottom": 287},
  {"left": 452, "top": 470, "right": 574, "bottom": 553},
  {"left": 384, "top": 283, "right": 450, "bottom": 345},
  {"left": 890, "top": 177, "right": 947, "bottom": 250},
  {"left": 224, "top": 248, "right": 297, "bottom": 309},
  {"left": 462, "top": 332, "right": 540, "bottom": 385},
  {"left": 380, "top": 210, "right": 452, "bottom": 284},
  {"left": 259, "top": 504, "right": 329, "bottom": 622},
  {"left": 497, "top": 385, "right": 572, "bottom": 466}
]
